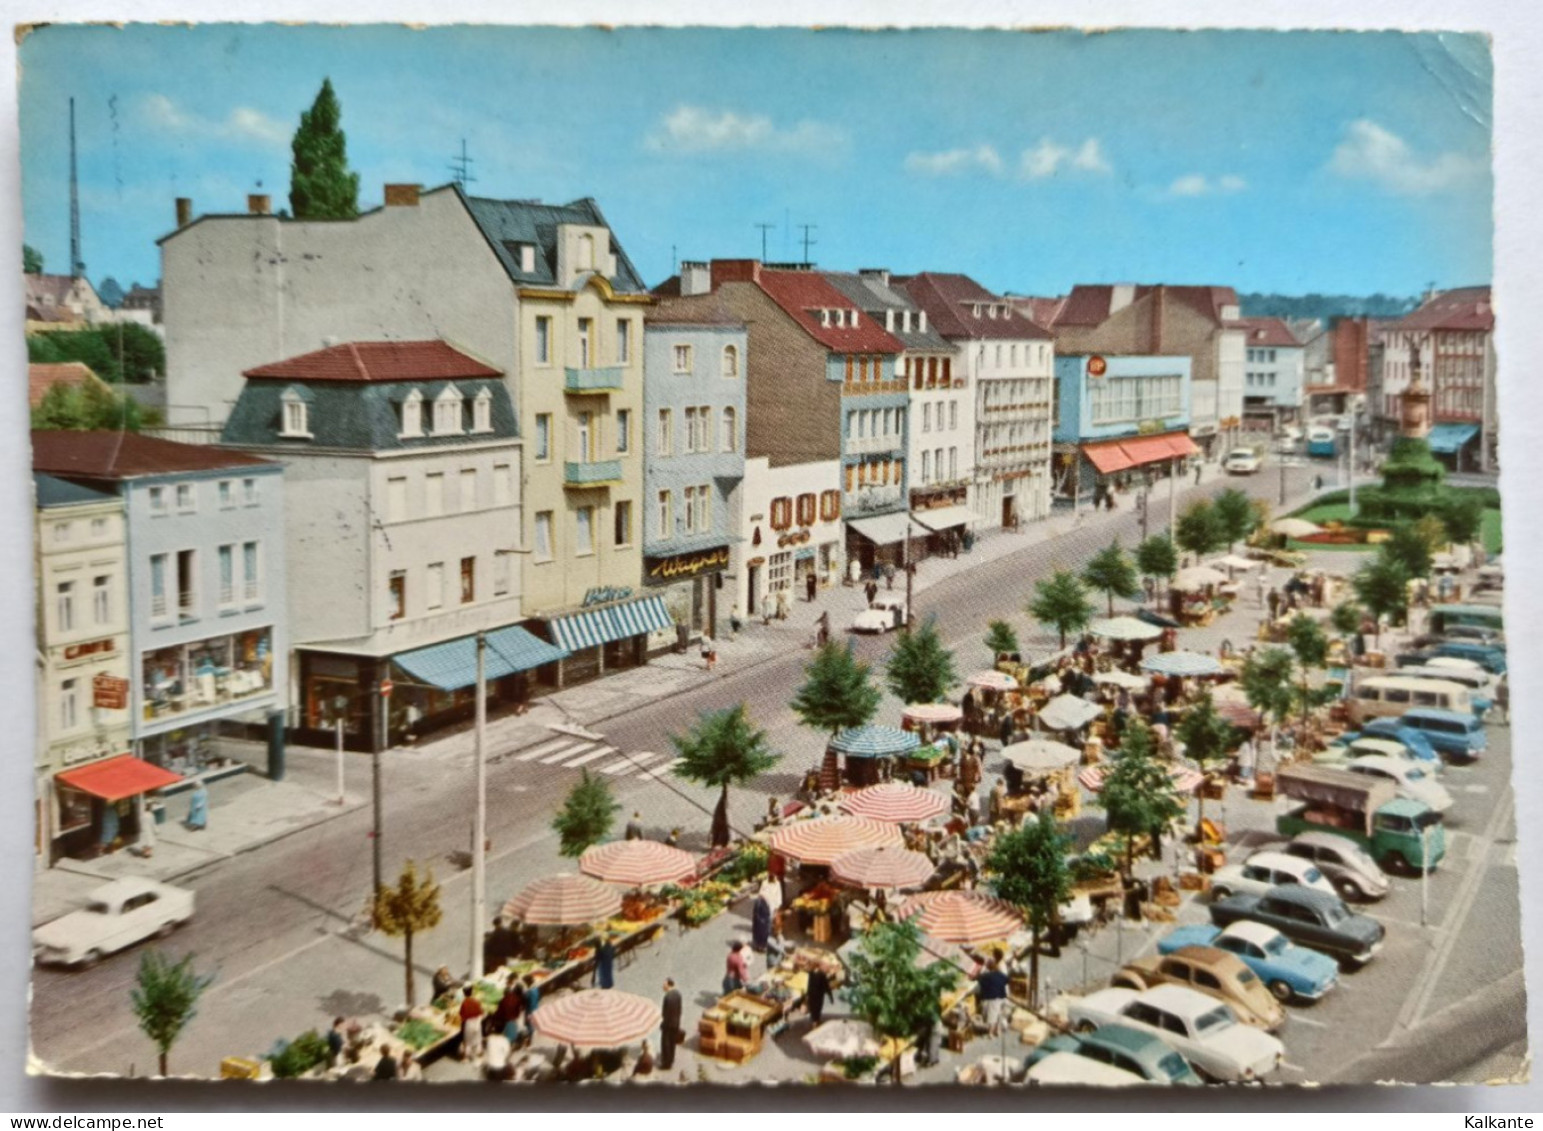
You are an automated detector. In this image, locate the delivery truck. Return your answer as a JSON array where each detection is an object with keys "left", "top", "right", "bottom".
[{"left": 1274, "top": 764, "right": 1445, "bottom": 873}]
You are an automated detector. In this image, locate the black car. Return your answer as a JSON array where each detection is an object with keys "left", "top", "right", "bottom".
[{"left": 1209, "top": 884, "right": 1385, "bottom": 968}]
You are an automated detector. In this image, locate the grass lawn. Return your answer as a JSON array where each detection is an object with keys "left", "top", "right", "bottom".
[
  {"left": 1293, "top": 502, "right": 1355, "bottom": 525},
  {"left": 1282, "top": 502, "right": 1504, "bottom": 556}
]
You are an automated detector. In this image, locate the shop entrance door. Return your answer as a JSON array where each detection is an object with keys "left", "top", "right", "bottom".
[
  {"left": 1002, "top": 494, "right": 1017, "bottom": 529},
  {"left": 746, "top": 564, "right": 761, "bottom": 616},
  {"left": 691, "top": 578, "right": 705, "bottom": 632}
]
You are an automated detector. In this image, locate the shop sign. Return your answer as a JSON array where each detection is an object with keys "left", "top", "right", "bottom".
[
  {"left": 1088, "top": 356, "right": 1108, "bottom": 377},
  {"left": 645, "top": 546, "right": 730, "bottom": 583},
  {"left": 92, "top": 673, "right": 129, "bottom": 710},
  {"left": 64, "top": 638, "right": 115, "bottom": 661},
  {"left": 1136, "top": 418, "right": 1176, "bottom": 435},
  {"left": 582, "top": 586, "right": 634, "bottom": 608}
]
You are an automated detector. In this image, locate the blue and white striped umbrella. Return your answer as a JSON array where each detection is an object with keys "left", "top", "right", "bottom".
[
  {"left": 830, "top": 725, "right": 922, "bottom": 759},
  {"left": 1141, "top": 650, "right": 1225, "bottom": 677}
]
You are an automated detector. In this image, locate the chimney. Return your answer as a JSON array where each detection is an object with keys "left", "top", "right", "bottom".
[
  {"left": 859, "top": 268, "right": 891, "bottom": 287},
  {"left": 1109, "top": 283, "right": 1136, "bottom": 314},
  {"left": 247, "top": 194, "right": 271, "bottom": 216},
  {"left": 383, "top": 183, "right": 421, "bottom": 207},
  {"left": 710, "top": 259, "right": 762, "bottom": 289},
  {"left": 679, "top": 260, "right": 711, "bottom": 297},
  {"left": 175, "top": 197, "right": 193, "bottom": 228},
  {"left": 1150, "top": 284, "right": 1166, "bottom": 352}
]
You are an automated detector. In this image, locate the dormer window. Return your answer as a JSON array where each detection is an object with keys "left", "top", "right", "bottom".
[
  {"left": 850, "top": 310, "right": 860, "bottom": 328},
  {"left": 399, "top": 388, "right": 424, "bottom": 438},
  {"left": 577, "top": 233, "right": 595, "bottom": 272},
  {"left": 434, "top": 385, "right": 465, "bottom": 436},
  {"left": 972, "top": 304, "right": 981, "bottom": 318},
  {"left": 520, "top": 245, "right": 536, "bottom": 273},
  {"left": 902, "top": 311, "right": 912, "bottom": 332},
  {"left": 819, "top": 309, "right": 831, "bottom": 328},
  {"left": 471, "top": 387, "right": 493, "bottom": 434},
  {"left": 279, "top": 387, "right": 313, "bottom": 439},
  {"left": 884, "top": 310, "right": 894, "bottom": 332}
]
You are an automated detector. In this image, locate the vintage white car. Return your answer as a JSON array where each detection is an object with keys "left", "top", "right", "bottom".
[
  {"left": 1345, "top": 754, "right": 1455, "bottom": 815},
  {"left": 32, "top": 878, "right": 195, "bottom": 967},
  {"left": 1223, "top": 449, "right": 1262, "bottom": 475},
  {"left": 1209, "top": 849, "right": 1338, "bottom": 903},
  {"left": 1066, "top": 983, "right": 1285, "bottom": 1082},
  {"left": 851, "top": 594, "right": 908, "bottom": 634}
]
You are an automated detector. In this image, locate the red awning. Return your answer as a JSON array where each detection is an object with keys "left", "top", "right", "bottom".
[
  {"left": 1118, "top": 435, "right": 1180, "bottom": 466},
  {"left": 57, "top": 755, "right": 184, "bottom": 802},
  {"left": 1081, "top": 440, "right": 1134, "bottom": 474},
  {"left": 1163, "top": 433, "right": 1200, "bottom": 458}
]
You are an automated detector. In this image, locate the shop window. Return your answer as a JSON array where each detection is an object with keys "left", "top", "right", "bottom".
[
  {"left": 176, "top": 550, "right": 197, "bottom": 619},
  {"left": 426, "top": 562, "right": 445, "bottom": 610},
  {"left": 769, "top": 496, "right": 793, "bottom": 530},
  {"left": 796, "top": 493, "right": 817, "bottom": 526},
  {"left": 389, "top": 571, "right": 406, "bottom": 619},
  {"left": 56, "top": 787, "right": 91, "bottom": 835},
  {"left": 141, "top": 629, "right": 272, "bottom": 721},
  {"left": 460, "top": 557, "right": 475, "bottom": 604},
  {"left": 820, "top": 490, "right": 841, "bottom": 521}
]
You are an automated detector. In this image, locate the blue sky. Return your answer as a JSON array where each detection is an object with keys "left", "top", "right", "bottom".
[{"left": 18, "top": 24, "right": 1492, "bottom": 298}]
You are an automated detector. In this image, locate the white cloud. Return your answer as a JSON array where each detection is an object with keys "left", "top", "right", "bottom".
[
  {"left": 645, "top": 105, "right": 844, "bottom": 154},
  {"left": 904, "top": 145, "right": 1004, "bottom": 177},
  {"left": 1328, "top": 118, "right": 1481, "bottom": 196},
  {"left": 1071, "top": 138, "right": 1112, "bottom": 174},
  {"left": 1019, "top": 136, "right": 1111, "bottom": 180},
  {"left": 1166, "top": 172, "right": 1248, "bottom": 197},
  {"left": 139, "top": 93, "right": 288, "bottom": 149}
]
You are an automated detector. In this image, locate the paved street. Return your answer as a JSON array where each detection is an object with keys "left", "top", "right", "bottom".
[{"left": 28, "top": 454, "right": 1524, "bottom": 1086}]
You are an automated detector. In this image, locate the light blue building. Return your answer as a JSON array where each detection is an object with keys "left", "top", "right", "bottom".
[
  {"left": 644, "top": 297, "right": 748, "bottom": 640},
  {"left": 1238, "top": 317, "right": 1306, "bottom": 429},
  {"left": 32, "top": 432, "right": 289, "bottom": 780},
  {"left": 1052, "top": 353, "right": 1196, "bottom": 507}
]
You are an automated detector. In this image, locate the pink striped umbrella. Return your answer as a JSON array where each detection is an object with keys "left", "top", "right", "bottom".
[
  {"left": 967, "top": 670, "right": 1018, "bottom": 692},
  {"left": 501, "top": 873, "right": 623, "bottom": 926},
  {"left": 896, "top": 890, "right": 1024, "bottom": 945},
  {"left": 831, "top": 845, "right": 938, "bottom": 891},
  {"left": 902, "top": 703, "right": 963, "bottom": 726},
  {"left": 1078, "top": 764, "right": 1206, "bottom": 794},
  {"left": 767, "top": 816, "right": 903, "bottom": 866},
  {"left": 839, "top": 782, "right": 951, "bottom": 824},
  {"left": 579, "top": 840, "right": 697, "bottom": 887},
  {"left": 532, "top": 989, "right": 661, "bottom": 1048}
]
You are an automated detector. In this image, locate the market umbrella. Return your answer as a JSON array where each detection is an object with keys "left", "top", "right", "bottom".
[
  {"left": 1173, "top": 565, "right": 1229, "bottom": 591},
  {"left": 1000, "top": 738, "right": 1082, "bottom": 774},
  {"left": 830, "top": 845, "right": 938, "bottom": 890},
  {"left": 501, "top": 873, "right": 623, "bottom": 926},
  {"left": 1270, "top": 517, "right": 1323, "bottom": 539},
  {"left": 1093, "top": 670, "right": 1149, "bottom": 691},
  {"left": 1089, "top": 616, "right": 1164, "bottom": 642},
  {"left": 966, "top": 670, "right": 1018, "bottom": 692},
  {"left": 1036, "top": 693, "right": 1103, "bottom": 732},
  {"left": 768, "top": 816, "right": 903, "bottom": 867},
  {"left": 840, "top": 782, "right": 951, "bottom": 823},
  {"left": 1215, "top": 701, "right": 1262, "bottom": 729},
  {"left": 805, "top": 1019, "right": 881, "bottom": 1060},
  {"left": 531, "top": 988, "right": 661, "bottom": 1048},
  {"left": 579, "top": 839, "right": 697, "bottom": 887},
  {"left": 902, "top": 702, "right": 963, "bottom": 727},
  {"left": 1078, "top": 763, "right": 1205, "bottom": 794},
  {"left": 830, "top": 725, "right": 921, "bottom": 759},
  {"left": 1141, "top": 650, "right": 1225, "bottom": 677},
  {"left": 1211, "top": 554, "right": 1260, "bottom": 572},
  {"left": 896, "top": 890, "right": 1024, "bottom": 945}
]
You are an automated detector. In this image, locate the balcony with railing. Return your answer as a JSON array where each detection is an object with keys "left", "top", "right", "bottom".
[
  {"left": 844, "top": 433, "right": 906, "bottom": 457},
  {"left": 564, "top": 459, "right": 624, "bottom": 488},
  {"left": 844, "top": 484, "right": 904, "bottom": 514},
  {"left": 565, "top": 367, "right": 626, "bottom": 394}
]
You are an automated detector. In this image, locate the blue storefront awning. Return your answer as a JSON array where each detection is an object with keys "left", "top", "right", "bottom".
[
  {"left": 549, "top": 595, "right": 674, "bottom": 652},
  {"left": 393, "top": 625, "right": 570, "bottom": 691},
  {"left": 1427, "top": 423, "right": 1479, "bottom": 455}
]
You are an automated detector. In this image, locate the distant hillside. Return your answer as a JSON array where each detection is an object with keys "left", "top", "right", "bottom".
[{"left": 1239, "top": 293, "right": 1420, "bottom": 323}]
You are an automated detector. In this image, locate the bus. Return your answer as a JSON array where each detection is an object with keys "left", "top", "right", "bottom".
[{"left": 1306, "top": 425, "right": 1339, "bottom": 459}]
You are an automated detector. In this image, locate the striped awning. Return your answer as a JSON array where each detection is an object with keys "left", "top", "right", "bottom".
[
  {"left": 548, "top": 595, "right": 674, "bottom": 652},
  {"left": 393, "top": 625, "right": 569, "bottom": 691},
  {"left": 830, "top": 725, "right": 921, "bottom": 759}
]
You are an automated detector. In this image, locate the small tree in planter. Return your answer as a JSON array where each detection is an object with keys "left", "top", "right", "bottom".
[
  {"left": 985, "top": 811, "right": 1072, "bottom": 1008},
  {"left": 1136, "top": 535, "right": 1179, "bottom": 605},
  {"left": 1082, "top": 539, "right": 1143, "bottom": 617},
  {"left": 984, "top": 619, "right": 1020, "bottom": 662},
  {"left": 671, "top": 704, "right": 780, "bottom": 848},
  {"left": 552, "top": 770, "right": 620, "bottom": 857},
  {"left": 885, "top": 617, "right": 959, "bottom": 705},
  {"left": 1173, "top": 690, "right": 1236, "bottom": 834},
  {"left": 1029, "top": 569, "right": 1096, "bottom": 649},
  {"left": 842, "top": 918, "right": 960, "bottom": 1086},
  {"left": 371, "top": 859, "right": 443, "bottom": 1008}
]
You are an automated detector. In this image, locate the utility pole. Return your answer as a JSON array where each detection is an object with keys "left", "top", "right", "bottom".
[
  {"left": 1168, "top": 458, "right": 1178, "bottom": 532},
  {"left": 1348, "top": 407, "right": 1359, "bottom": 516},
  {"left": 333, "top": 695, "right": 348, "bottom": 806},
  {"left": 904, "top": 524, "right": 915, "bottom": 630},
  {"left": 373, "top": 677, "right": 390, "bottom": 895},
  {"left": 755, "top": 222, "right": 775, "bottom": 261},
  {"left": 68, "top": 97, "right": 82, "bottom": 279},
  {"left": 471, "top": 631, "right": 488, "bottom": 979},
  {"left": 798, "top": 223, "right": 818, "bottom": 264}
]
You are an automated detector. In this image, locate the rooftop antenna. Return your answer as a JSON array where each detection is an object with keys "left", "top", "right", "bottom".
[
  {"left": 671, "top": 244, "right": 678, "bottom": 275},
  {"left": 69, "top": 97, "right": 83, "bottom": 279},
  {"left": 449, "top": 139, "right": 477, "bottom": 190},
  {"left": 798, "top": 223, "right": 818, "bottom": 265},
  {"left": 754, "top": 222, "right": 775, "bottom": 261}
]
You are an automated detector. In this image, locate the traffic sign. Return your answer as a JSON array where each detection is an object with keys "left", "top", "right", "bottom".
[{"left": 379, "top": 679, "right": 394, "bottom": 698}]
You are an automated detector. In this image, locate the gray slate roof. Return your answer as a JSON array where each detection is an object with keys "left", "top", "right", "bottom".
[
  {"left": 821, "top": 272, "right": 953, "bottom": 351},
  {"left": 35, "top": 472, "right": 119, "bottom": 508},
  {"left": 460, "top": 188, "right": 648, "bottom": 294}
]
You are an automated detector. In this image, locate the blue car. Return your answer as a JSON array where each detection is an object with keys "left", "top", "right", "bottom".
[
  {"left": 1026, "top": 1023, "right": 1202, "bottom": 1085},
  {"left": 1159, "top": 921, "right": 1339, "bottom": 1004},
  {"left": 1397, "top": 707, "right": 1489, "bottom": 761},
  {"left": 1350, "top": 720, "right": 1442, "bottom": 767},
  {"left": 1432, "top": 641, "right": 1506, "bottom": 675}
]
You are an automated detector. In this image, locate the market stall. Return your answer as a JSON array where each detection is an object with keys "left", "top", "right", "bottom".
[
  {"left": 839, "top": 781, "right": 950, "bottom": 824},
  {"left": 1000, "top": 739, "right": 1082, "bottom": 819},
  {"left": 830, "top": 845, "right": 937, "bottom": 893},
  {"left": 698, "top": 946, "right": 844, "bottom": 1065},
  {"left": 1035, "top": 693, "right": 1103, "bottom": 734},
  {"left": 579, "top": 839, "right": 697, "bottom": 888},
  {"left": 824, "top": 725, "right": 922, "bottom": 788},
  {"left": 895, "top": 890, "right": 1024, "bottom": 946}
]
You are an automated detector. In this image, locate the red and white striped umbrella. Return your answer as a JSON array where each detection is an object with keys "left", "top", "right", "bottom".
[
  {"left": 902, "top": 703, "right": 963, "bottom": 726},
  {"left": 501, "top": 873, "right": 623, "bottom": 926},
  {"left": 896, "top": 890, "right": 1024, "bottom": 945},
  {"left": 967, "top": 670, "right": 1018, "bottom": 692},
  {"left": 579, "top": 839, "right": 697, "bottom": 887},
  {"left": 840, "top": 782, "right": 951, "bottom": 824},
  {"left": 831, "top": 845, "right": 937, "bottom": 891},
  {"left": 532, "top": 989, "right": 661, "bottom": 1048},
  {"left": 768, "top": 816, "right": 902, "bottom": 866},
  {"left": 1078, "top": 764, "right": 1205, "bottom": 794}
]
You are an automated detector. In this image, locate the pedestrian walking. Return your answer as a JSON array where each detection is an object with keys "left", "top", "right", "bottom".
[
  {"left": 751, "top": 890, "right": 773, "bottom": 951},
  {"left": 593, "top": 933, "right": 617, "bottom": 990},
  {"left": 975, "top": 955, "right": 1010, "bottom": 1037},
  {"left": 458, "top": 985, "right": 485, "bottom": 1061},
  {"left": 865, "top": 579, "right": 878, "bottom": 606},
  {"left": 625, "top": 811, "right": 644, "bottom": 840},
  {"left": 659, "top": 978, "right": 683, "bottom": 1070},
  {"left": 883, "top": 561, "right": 896, "bottom": 590},
  {"left": 723, "top": 940, "right": 750, "bottom": 994},
  {"left": 806, "top": 965, "right": 832, "bottom": 1026},
  {"left": 1195, "top": 463, "right": 1203, "bottom": 486},
  {"left": 185, "top": 780, "right": 209, "bottom": 831},
  {"left": 1267, "top": 588, "right": 1281, "bottom": 621},
  {"left": 806, "top": 571, "right": 818, "bottom": 603},
  {"left": 701, "top": 633, "right": 717, "bottom": 672},
  {"left": 816, "top": 610, "right": 831, "bottom": 647},
  {"left": 729, "top": 604, "right": 742, "bottom": 640},
  {"left": 326, "top": 1017, "right": 346, "bottom": 1068}
]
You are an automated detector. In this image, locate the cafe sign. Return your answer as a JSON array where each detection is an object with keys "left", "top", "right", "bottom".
[
  {"left": 64, "top": 638, "right": 115, "bottom": 662},
  {"left": 581, "top": 586, "right": 634, "bottom": 608},
  {"left": 92, "top": 673, "right": 130, "bottom": 710},
  {"left": 646, "top": 546, "right": 730, "bottom": 583}
]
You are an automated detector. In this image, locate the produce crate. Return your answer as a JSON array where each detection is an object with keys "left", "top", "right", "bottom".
[{"left": 220, "top": 1056, "right": 263, "bottom": 1080}]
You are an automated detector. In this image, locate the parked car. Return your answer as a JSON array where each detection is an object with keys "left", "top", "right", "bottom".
[
  {"left": 1395, "top": 707, "right": 1489, "bottom": 762},
  {"left": 32, "top": 878, "right": 195, "bottom": 968},
  {"left": 1315, "top": 736, "right": 1444, "bottom": 778},
  {"left": 1158, "top": 921, "right": 1340, "bottom": 1003},
  {"left": 1413, "top": 625, "right": 1505, "bottom": 650},
  {"left": 1026, "top": 1023, "right": 1202, "bottom": 1086},
  {"left": 850, "top": 593, "right": 907, "bottom": 633},
  {"left": 1282, "top": 831, "right": 1392, "bottom": 902},
  {"left": 1066, "top": 984, "right": 1285, "bottom": 1082},
  {"left": 1352, "top": 719, "right": 1441, "bottom": 767},
  {"left": 1024, "top": 1050, "right": 1145, "bottom": 1087},
  {"left": 1209, "top": 849, "right": 1337, "bottom": 903},
  {"left": 1209, "top": 884, "right": 1385, "bottom": 968},
  {"left": 1224, "top": 449, "right": 1262, "bottom": 475},
  {"left": 1397, "top": 642, "right": 1506, "bottom": 676},
  {"left": 1344, "top": 753, "right": 1454, "bottom": 815},
  {"left": 1111, "top": 945, "right": 1285, "bottom": 1030}
]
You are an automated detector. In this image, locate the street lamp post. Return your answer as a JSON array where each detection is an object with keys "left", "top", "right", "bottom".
[
  {"left": 1420, "top": 822, "right": 1431, "bottom": 928},
  {"left": 373, "top": 678, "right": 389, "bottom": 896},
  {"left": 333, "top": 694, "right": 348, "bottom": 806},
  {"left": 1278, "top": 440, "right": 1287, "bottom": 507},
  {"left": 471, "top": 631, "right": 488, "bottom": 979},
  {"left": 904, "top": 524, "right": 915, "bottom": 630}
]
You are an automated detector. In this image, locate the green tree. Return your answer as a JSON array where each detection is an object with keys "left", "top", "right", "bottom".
[
  {"left": 885, "top": 617, "right": 958, "bottom": 705},
  {"left": 1239, "top": 647, "right": 1296, "bottom": 756},
  {"left": 28, "top": 324, "right": 165, "bottom": 382},
  {"left": 792, "top": 642, "right": 881, "bottom": 738},
  {"left": 1440, "top": 493, "right": 1485, "bottom": 546},
  {"left": 1353, "top": 553, "right": 1410, "bottom": 642},
  {"left": 1101, "top": 720, "right": 1187, "bottom": 878},
  {"left": 1081, "top": 539, "right": 1142, "bottom": 617},
  {"left": 131, "top": 950, "right": 214, "bottom": 1076},
  {"left": 841, "top": 918, "right": 960, "bottom": 1086},
  {"left": 985, "top": 811, "right": 1071, "bottom": 1008},
  {"left": 1136, "top": 534, "right": 1179, "bottom": 604},
  {"left": 671, "top": 704, "right": 780, "bottom": 848},
  {"left": 1174, "top": 500, "right": 1225, "bottom": 560},
  {"left": 23, "top": 244, "right": 43, "bottom": 274},
  {"left": 1330, "top": 600, "right": 1363, "bottom": 639},
  {"left": 1381, "top": 525, "right": 1433, "bottom": 581},
  {"left": 31, "top": 379, "right": 148, "bottom": 431},
  {"left": 983, "top": 619, "right": 1020, "bottom": 660},
  {"left": 551, "top": 770, "right": 619, "bottom": 858},
  {"left": 1028, "top": 569, "right": 1096, "bottom": 649},
  {"left": 289, "top": 78, "right": 360, "bottom": 220},
  {"left": 1285, "top": 614, "right": 1330, "bottom": 721},
  {"left": 1173, "top": 690, "right": 1235, "bottom": 833},
  {"left": 1213, "top": 488, "right": 1259, "bottom": 552},
  {"left": 370, "top": 859, "right": 443, "bottom": 1008}
]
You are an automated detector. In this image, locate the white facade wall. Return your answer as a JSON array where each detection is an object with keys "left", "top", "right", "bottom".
[
  {"left": 731, "top": 457, "right": 843, "bottom": 619},
  {"left": 907, "top": 349, "right": 975, "bottom": 498},
  {"left": 970, "top": 337, "right": 1055, "bottom": 530}
]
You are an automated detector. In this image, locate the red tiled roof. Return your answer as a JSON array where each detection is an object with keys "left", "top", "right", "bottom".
[
  {"left": 1394, "top": 286, "right": 1493, "bottom": 333},
  {"left": 754, "top": 269, "right": 904, "bottom": 353},
  {"left": 1053, "top": 284, "right": 1240, "bottom": 328},
  {"left": 28, "top": 362, "right": 102, "bottom": 408},
  {"left": 32, "top": 431, "right": 273, "bottom": 479},
  {"left": 243, "top": 340, "right": 503, "bottom": 383},
  {"left": 1234, "top": 317, "right": 1301, "bottom": 348},
  {"left": 1011, "top": 296, "right": 1068, "bottom": 328},
  {"left": 897, "top": 273, "right": 1053, "bottom": 341}
]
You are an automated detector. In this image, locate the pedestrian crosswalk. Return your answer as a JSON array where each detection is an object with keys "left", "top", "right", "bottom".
[{"left": 504, "top": 733, "right": 681, "bottom": 783}]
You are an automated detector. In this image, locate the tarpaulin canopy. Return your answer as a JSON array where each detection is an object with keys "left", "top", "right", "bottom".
[
  {"left": 548, "top": 595, "right": 673, "bottom": 652},
  {"left": 393, "top": 625, "right": 569, "bottom": 691},
  {"left": 1162, "top": 433, "right": 1201, "bottom": 458},
  {"left": 56, "top": 755, "right": 183, "bottom": 802},
  {"left": 1119, "top": 435, "right": 1180, "bottom": 466},
  {"left": 846, "top": 512, "right": 930, "bottom": 547},
  {"left": 1426, "top": 423, "right": 1479, "bottom": 455},
  {"left": 830, "top": 725, "right": 921, "bottom": 759},
  {"left": 1081, "top": 439, "right": 1135, "bottom": 474},
  {"left": 910, "top": 504, "right": 980, "bottom": 532}
]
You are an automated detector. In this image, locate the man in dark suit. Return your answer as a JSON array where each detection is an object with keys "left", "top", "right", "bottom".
[{"left": 659, "top": 978, "right": 683, "bottom": 1070}]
